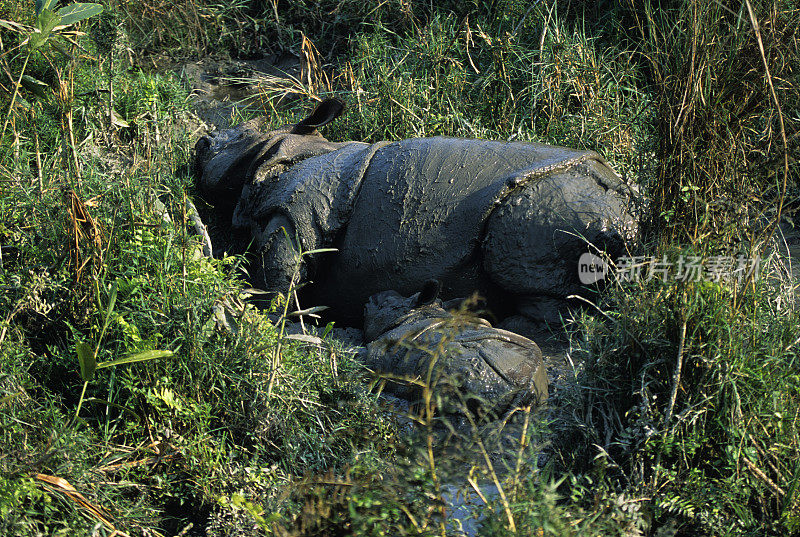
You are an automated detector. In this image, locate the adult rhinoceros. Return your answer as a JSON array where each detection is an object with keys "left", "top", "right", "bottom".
[{"left": 195, "top": 99, "right": 637, "bottom": 327}]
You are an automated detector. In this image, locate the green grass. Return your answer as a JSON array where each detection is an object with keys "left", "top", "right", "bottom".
[
  {"left": 0, "top": 15, "right": 398, "bottom": 531},
  {"left": 1, "top": 0, "right": 799, "bottom": 535},
  {"left": 552, "top": 246, "right": 800, "bottom": 533}
]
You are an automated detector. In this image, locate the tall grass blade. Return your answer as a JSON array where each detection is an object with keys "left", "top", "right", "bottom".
[
  {"left": 97, "top": 282, "right": 118, "bottom": 349},
  {"left": 302, "top": 247, "right": 338, "bottom": 255},
  {"left": 83, "top": 397, "right": 141, "bottom": 419},
  {"left": 96, "top": 349, "right": 173, "bottom": 369}
]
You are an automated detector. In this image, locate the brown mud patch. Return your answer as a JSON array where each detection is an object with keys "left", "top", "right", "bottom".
[{"left": 178, "top": 53, "right": 305, "bottom": 130}]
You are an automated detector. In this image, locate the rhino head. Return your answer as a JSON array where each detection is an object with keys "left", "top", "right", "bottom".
[{"left": 194, "top": 99, "right": 347, "bottom": 209}]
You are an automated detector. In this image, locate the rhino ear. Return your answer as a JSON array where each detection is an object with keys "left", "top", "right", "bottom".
[
  {"left": 291, "top": 98, "right": 345, "bottom": 135},
  {"left": 416, "top": 279, "right": 442, "bottom": 307}
]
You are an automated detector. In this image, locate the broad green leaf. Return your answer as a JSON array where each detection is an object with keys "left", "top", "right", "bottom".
[
  {"left": 29, "top": 32, "right": 47, "bottom": 50},
  {"left": 36, "top": 0, "right": 58, "bottom": 16},
  {"left": 96, "top": 349, "right": 173, "bottom": 369},
  {"left": 57, "top": 3, "right": 103, "bottom": 27},
  {"left": 31, "top": 9, "right": 60, "bottom": 49},
  {"left": 76, "top": 340, "right": 96, "bottom": 381},
  {"left": 19, "top": 74, "right": 50, "bottom": 99},
  {"left": 110, "top": 109, "right": 130, "bottom": 128},
  {"left": 35, "top": 8, "right": 59, "bottom": 32}
]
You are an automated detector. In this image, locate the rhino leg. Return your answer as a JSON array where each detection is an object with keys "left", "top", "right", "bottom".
[
  {"left": 251, "top": 213, "right": 307, "bottom": 294},
  {"left": 516, "top": 296, "right": 574, "bottom": 325},
  {"left": 497, "top": 299, "right": 575, "bottom": 341}
]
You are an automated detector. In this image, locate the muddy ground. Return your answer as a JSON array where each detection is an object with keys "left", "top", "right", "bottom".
[{"left": 179, "top": 53, "right": 305, "bottom": 130}]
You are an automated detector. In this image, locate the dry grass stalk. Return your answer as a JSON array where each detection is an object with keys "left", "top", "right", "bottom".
[{"left": 67, "top": 189, "right": 104, "bottom": 285}]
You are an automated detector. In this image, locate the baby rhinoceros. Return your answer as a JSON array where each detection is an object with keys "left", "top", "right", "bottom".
[{"left": 362, "top": 281, "right": 548, "bottom": 416}]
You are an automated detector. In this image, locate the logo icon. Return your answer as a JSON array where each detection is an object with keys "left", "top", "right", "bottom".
[{"left": 578, "top": 253, "right": 608, "bottom": 284}]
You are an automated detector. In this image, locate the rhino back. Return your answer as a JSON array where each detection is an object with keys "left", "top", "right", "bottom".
[{"left": 314, "top": 137, "right": 591, "bottom": 322}]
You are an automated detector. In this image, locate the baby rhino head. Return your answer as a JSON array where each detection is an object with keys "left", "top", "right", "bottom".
[{"left": 363, "top": 279, "right": 443, "bottom": 343}]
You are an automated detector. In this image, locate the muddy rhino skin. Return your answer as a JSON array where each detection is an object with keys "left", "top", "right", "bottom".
[
  {"left": 362, "top": 284, "right": 548, "bottom": 411},
  {"left": 195, "top": 99, "right": 638, "bottom": 326}
]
